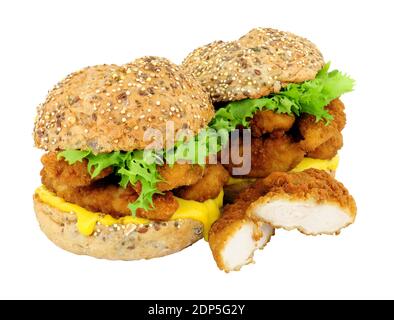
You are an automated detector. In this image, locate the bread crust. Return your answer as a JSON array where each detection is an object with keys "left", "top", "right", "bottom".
[
  {"left": 34, "top": 56, "right": 214, "bottom": 153},
  {"left": 34, "top": 195, "right": 203, "bottom": 260},
  {"left": 182, "top": 28, "right": 324, "bottom": 102}
]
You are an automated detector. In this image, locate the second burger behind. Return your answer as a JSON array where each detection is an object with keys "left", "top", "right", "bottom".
[{"left": 182, "top": 27, "right": 355, "bottom": 197}]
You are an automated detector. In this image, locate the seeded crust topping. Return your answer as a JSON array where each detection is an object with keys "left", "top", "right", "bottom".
[
  {"left": 182, "top": 28, "right": 325, "bottom": 102},
  {"left": 34, "top": 56, "right": 214, "bottom": 153}
]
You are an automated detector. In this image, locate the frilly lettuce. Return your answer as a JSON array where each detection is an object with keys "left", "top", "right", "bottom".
[{"left": 59, "top": 63, "right": 354, "bottom": 214}]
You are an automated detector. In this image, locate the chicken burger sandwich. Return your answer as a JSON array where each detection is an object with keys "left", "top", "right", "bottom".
[
  {"left": 33, "top": 56, "right": 230, "bottom": 260},
  {"left": 182, "top": 28, "right": 355, "bottom": 198}
]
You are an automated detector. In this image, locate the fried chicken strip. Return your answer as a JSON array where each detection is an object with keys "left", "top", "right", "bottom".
[
  {"left": 251, "top": 110, "right": 295, "bottom": 137},
  {"left": 224, "top": 131, "right": 305, "bottom": 178},
  {"left": 42, "top": 152, "right": 204, "bottom": 192},
  {"left": 157, "top": 163, "right": 204, "bottom": 192},
  {"left": 41, "top": 152, "right": 178, "bottom": 219},
  {"left": 307, "top": 133, "right": 343, "bottom": 160},
  {"left": 299, "top": 99, "right": 346, "bottom": 154},
  {"left": 41, "top": 152, "right": 113, "bottom": 187},
  {"left": 40, "top": 154, "right": 209, "bottom": 220},
  {"left": 175, "top": 164, "right": 229, "bottom": 202},
  {"left": 42, "top": 169, "right": 178, "bottom": 220}
]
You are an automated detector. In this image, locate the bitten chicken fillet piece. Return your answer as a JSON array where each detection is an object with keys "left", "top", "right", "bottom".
[
  {"left": 248, "top": 169, "right": 357, "bottom": 235},
  {"left": 209, "top": 169, "right": 356, "bottom": 271},
  {"left": 209, "top": 192, "right": 274, "bottom": 272}
]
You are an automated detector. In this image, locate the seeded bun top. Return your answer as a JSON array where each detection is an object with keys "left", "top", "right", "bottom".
[
  {"left": 182, "top": 28, "right": 325, "bottom": 103},
  {"left": 34, "top": 56, "right": 214, "bottom": 153}
]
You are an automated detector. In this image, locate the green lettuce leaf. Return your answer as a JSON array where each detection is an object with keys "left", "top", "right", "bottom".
[
  {"left": 57, "top": 150, "right": 90, "bottom": 165},
  {"left": 210, "top": 63, "right": 355, "bottom": 131}
]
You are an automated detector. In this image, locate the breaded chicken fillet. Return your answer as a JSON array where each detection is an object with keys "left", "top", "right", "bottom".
[
  {"left": 248, "top": 169, "right": 356, "bottom": 235},
  {"left": 224, "top": 131, "right": 305, "bottom": 178},
  {"left": 299, "top": 99, "right": 346, "bottom": 157},
  {"left": 209, "top": 169, "right": 356, "bottom": 271},
  {"left": 175, "top": 164, "right": 230, "bottom": 202}
]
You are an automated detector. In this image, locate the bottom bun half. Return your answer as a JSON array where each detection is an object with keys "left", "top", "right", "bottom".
[{"left": 34, "top": 195, "right": 203, "bottom": 260}]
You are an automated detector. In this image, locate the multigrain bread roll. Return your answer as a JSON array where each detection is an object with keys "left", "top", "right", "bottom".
[
  {"left": 34, "top": 56, "right": 214, "bottom": 153},
  {"left": 183, "top": 28, "right": 324, "bottom": 103},
  {"left": 33, "top": 56, "right": 226, "bottom": 260}
]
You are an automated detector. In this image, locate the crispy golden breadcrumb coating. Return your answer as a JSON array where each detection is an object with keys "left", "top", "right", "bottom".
[
  {"left": 42, "top": 173, "right": 178, "bottom": 220},
  {"left": 175, "top": 164, "right": 229, "bottom": 202},
  {"left": 221, "top": 99, "right": 346, "bottom": 179},
  {"left": 157, "top": 163, "right": 204, "bottom": 192},
  {"left": 224, "top": 131, "right": 305, "bottom": 178},
  {"left": 41, "top": 152, "right": 113, "bottom": 187},
  {"left": 247, "top": 169, "right": 357, "bottom": 235},
  {"left": 209, "top": 169, "right": 356, "bottom": 271},
  {"left": 251, "top": 110, "right": 295, "bottom": 137},
  {"left": 299, "top": 99, "right": 346, "bottom": 153},
  {"left": 307, "top": 133, "right": 343, "bottom": 160},
  {"left": 254, "top": 169, "right": 355, "bottom": 211},
  {"left": 211, "top": 201, "right": 252, "bottom": 236}
]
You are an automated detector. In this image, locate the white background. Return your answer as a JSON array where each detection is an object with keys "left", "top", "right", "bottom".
[{"left": 0, "top": 0, "right": 393, "bottom": 300}]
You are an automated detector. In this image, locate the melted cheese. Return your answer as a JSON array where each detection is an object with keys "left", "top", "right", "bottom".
[
  {"left": 290, "top": 155, "right": 339, "bottom": 173},
  {"left": 35, "top": 186, "right": 223, "bottom": 240}
]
